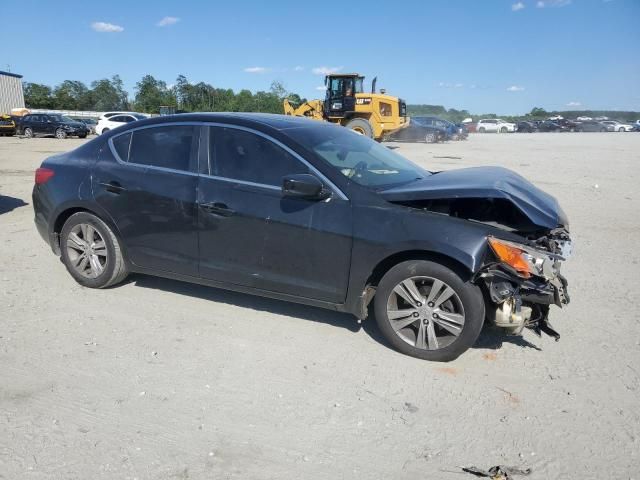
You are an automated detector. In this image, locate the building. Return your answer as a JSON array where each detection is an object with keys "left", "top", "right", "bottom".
[{"left": 0, "top": 70, "right": 25, "bottom": 113}]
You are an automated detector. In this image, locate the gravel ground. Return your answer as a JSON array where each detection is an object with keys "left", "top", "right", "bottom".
[{"left": 1, "top": 132, "right": 639, "bottom": 479}]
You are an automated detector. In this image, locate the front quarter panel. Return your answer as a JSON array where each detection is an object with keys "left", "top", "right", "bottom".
[{"left": 345, "top": 202, "right": 494, "bottom": 312}]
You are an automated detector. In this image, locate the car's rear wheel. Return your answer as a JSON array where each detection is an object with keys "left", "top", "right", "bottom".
[
  {"left": 500, "top": 127, "right": 508, "bottom": 133},
  {"left": 78, "top": 134, "right": 87, "bottom": 139},
  {"left": 60, "top": 212, "right": 128, "bottom": 288},
  {"left": 55, "top": 128, "right": 66, "bottom": 139},
  {"left": 24, "top": 127, "right": 33, "bottom": 138},
  {"left": 600, "top": 128, "right": 607, "bottom": 132},
  {"left": 374, "top": 260, "right": 485, "bottom": 361}
]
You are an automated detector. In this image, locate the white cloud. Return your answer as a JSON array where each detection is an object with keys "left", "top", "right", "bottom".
[
  {"left": 293, "top": 66, "right": 305, "bottom": 71},
  {"left": 243, "top": 66, "right": 268, "bottom": 73},
  {"left": 312, "top": 66, "right": 343, "bottom": 75},
  {"left": 537, "top": 0, "right": 571, "bottom": 7},
  {"left": 507, "top": 85, "right": 525, "bottom": 92},
  {"left": 438, "top": 82, "right": 464, "bottom": 88},
  {"left": 512, "top": 2, "right": 525, "bottom": 11},
  {"left": 91, "top": 22, "right": 124, "bottom": 33},
  {"left": 157, "top": 16, "right": 180, "bottom": 27},
  {"left": 315, "top": 86, "right": 327, "bottom": 91},
  {"left": 566, "top": 101, "right": 582, "bottom": 107}
]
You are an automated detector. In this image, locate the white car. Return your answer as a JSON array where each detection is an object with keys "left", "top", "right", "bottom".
[
  {"left": 600, "top": 120, "right": 635, "bottom": 132},
  {"left": 96, "top": 113, "right": 146, "bottom": 135},
  {"left": 476, "top": 119, "right": 516, "bottom": 133}
]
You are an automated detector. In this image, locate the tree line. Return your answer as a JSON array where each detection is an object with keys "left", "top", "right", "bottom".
[{"left": 23, "top": 74, "right": 305, "bottom": 114}]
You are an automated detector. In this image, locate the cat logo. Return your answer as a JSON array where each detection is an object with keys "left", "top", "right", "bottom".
[{"left": 356, "top": 97, "right": 372, "bottom": 105}]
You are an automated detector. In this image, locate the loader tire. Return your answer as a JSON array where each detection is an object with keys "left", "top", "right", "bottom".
[{"left": 345, "top": 118, "right": 374, "bottom": 139}]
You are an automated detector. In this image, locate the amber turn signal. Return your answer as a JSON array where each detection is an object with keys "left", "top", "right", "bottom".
[{"left": 488, "top": 237, "right": 532, "bottom": 278}]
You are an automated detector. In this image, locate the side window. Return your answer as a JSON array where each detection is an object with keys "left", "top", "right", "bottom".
[
  {"left": 210, "top": 127, "right": 308, "bottom": 186},
  {"left": 110, "top": 116, "right": 126, "bottom": 123},
  {"left": 112, "top": 132, "right": 132, "bottom": 161},
  {"left": 124, "top": 116, "right": 136, "bottom": 123},
  {"left": 128, "top": 125, "right": 196, "bottom": 172}
]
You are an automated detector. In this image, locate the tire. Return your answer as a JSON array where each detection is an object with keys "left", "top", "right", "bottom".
[
  {"left": 78, "top": 134, "right": 87, "bottom": 139},
  {"left": 425, "top": 132, "right": 437, "bottom": 143},
  {"left": 373, "top": 260, "right": 485, "bottom": 362},
  {"left": 619, "top": 127, "right": 624, "bottom": 132},
  {"left": 24, "top": 127, "right": 33, "bottom": 138},
  {"left": 500, "top": 127, "right": 507, "bottom": 133},
  {"left": 345, "top": 118, "right": 373, "bottom": 138},
  {"left": 60, "top": 212, "right": 128, "bottom": 289},
  {"left": 101, "top": 128, "right": 110, "bottom": 135},
  {"left": 600, "top": 128, "right": 606, "bottom": 132},
  {"left": 55, "top": 128, "right": 67, "bottom": 139},
  {"left": 478, "top": 127, "right": 485, "bottom": 133}
]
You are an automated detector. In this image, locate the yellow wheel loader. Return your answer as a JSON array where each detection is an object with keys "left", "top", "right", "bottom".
[{"left": 283, "top": 74, "right": 408, "bottom": 141}]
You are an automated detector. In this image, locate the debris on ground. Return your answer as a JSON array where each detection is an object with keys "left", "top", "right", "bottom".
[{"left": 461, "top": 465, "right": 531, "bottom": 479}]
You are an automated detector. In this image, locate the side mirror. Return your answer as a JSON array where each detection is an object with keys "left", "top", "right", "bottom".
[{"left": 282, "top": 174, "right": 330, "bottom": 200}]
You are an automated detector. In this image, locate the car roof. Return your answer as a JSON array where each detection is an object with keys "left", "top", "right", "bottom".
[{"left": 109, "top": 112, "right": 334, "bottom": 132}]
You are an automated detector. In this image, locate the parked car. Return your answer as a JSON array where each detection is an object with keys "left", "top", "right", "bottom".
[
  {"left": 516, "top": 121, "right": 537, "bottom": 133},
  {"left": 600, "top": 120, "right": 635, "bottom": 132},
  {"left": 410, "top": 117, "right": 468, "bottom": 140},
  {"left": 95, "top": 113, "right": 146, "bottom": 135},
  {"left": 476, "top": 119, "right": 516, "bottom": 133},
  {"left": 386, "top": 118, "right": 447, "bottom": 143},
  {"left": 537, "top": 120, "right": 567, "bottom": 132},
  {"left": 19, "top": 114, "right": 89, "bottom": 139},
  {"left": 575, "top": 121, "right": 609, "bottom": 132},
  {"left": 98, "top": 111, "right": 143, "bottom": 121},
  {"left": 634, "top": 120, "right": 640, "bottom": 132},
  {"left": 72, "top": 118, "right": 97, "bottom": 135},
  {"left": 32, "top": 113, "right": 572, "bottom": 361},
  {"left": 0, "top": 114, "right": 16, "bottom": 136},
  {"left": 556, "top": 119, "right": 579, "bottom": 131}
]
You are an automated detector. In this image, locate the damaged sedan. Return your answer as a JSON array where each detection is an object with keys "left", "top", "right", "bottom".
[{"left": 32, "top": 113, "right": 571, "bottom": 361}]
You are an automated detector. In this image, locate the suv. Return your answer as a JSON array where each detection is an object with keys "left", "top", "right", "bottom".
[
  {"left": 477, "top": 119, "right": 516, "bottom": 133},
  {"left": 19, "top": 114, "right": 89, "bottom": 139},
  {"left": 96, "top": 113, "right": 146, "bottom": 135}
]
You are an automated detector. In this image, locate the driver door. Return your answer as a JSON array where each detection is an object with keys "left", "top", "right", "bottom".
[
  {"left": 325, "top": 77, "right": 355, "bottom": 117},
  {"left": 197, "top": 125, "right": 353, "bottom": 303}
]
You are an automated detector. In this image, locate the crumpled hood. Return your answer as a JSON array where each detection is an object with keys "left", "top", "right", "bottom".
[{"left": 381, "top": 166, "right": 568, "bottom": 230}]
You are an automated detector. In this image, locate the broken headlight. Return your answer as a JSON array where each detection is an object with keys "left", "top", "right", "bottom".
[{"left": 488, "top": 237, "right": 561, "bottom": 280}]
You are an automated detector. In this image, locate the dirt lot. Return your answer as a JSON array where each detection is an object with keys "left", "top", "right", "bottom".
[{"left": 1, "top": 132, "right": 639, "bottom": 479}]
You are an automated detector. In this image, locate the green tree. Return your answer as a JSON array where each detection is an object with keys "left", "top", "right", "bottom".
[
  {"left": 134, "top": 75, "right": 176, "bottom": 113},
  {"left": 23, "top": 82, "right": 54, "bottom": 109},
  {"left": 90, "top": 76, "right": 128, "bottom": 111},
  {"left": 52, "top": 80, "right": 90, "bottom": 110}
]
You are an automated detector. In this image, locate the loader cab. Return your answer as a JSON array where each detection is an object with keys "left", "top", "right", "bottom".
[{"left": 324, "top": 74, "right": 364, "bottom": 118}]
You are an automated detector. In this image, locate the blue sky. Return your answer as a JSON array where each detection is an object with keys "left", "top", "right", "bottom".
[{"left": 2, "top": 0, "right": 639, "bottom": 114}]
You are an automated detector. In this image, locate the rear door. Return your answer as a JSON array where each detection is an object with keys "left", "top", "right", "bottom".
[
  {"left": 197, "top": 125, "right": 353, "bottom": 303},
  {"left": 93, "top": 124, "right": 200, "bottom": 276}
]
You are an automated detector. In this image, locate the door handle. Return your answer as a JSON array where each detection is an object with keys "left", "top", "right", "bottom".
[
  {"left": 200, "top": 202, "right": 235, "bottom": 217},
  {"left": 98, "top": 181, "right": 126, "bottom": 194}
]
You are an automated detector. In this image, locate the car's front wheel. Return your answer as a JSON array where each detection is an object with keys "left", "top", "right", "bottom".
[
  {"left": 478, "top": 127, "right": 485, "bottom": 133},
  {"left": 60, "top": 212, "right": 128, "bottom": 288},
  {"left": 374, "top": 260, "right": 485, "bottom": 361},
  {"left": 24, "top": 127, "right": 33, "bottom": 138},
  {"left": 500, "top": 127, "right": 508, "bottom": 133},
  {"left": 425, "top": 132, "right": 437, "bottom": 143}
]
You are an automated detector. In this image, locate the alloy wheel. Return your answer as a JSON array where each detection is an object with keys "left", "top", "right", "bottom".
[
  {"left": 24, "top": 127, "right": 33, "bottom": 138},
  {"left": 66, "top": 223, "right": 108, "bottom": 279},
  {"left": 386, "top": 276, "right": 466, "bottom": 351}
]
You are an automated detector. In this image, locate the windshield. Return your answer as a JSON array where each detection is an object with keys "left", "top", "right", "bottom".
[{"left": 287, "top": 126, "right": 430, "bottom": 189}]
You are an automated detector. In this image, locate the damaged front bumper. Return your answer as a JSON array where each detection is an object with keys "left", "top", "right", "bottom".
[{"left": 478, "top": 234, "right": 571, "bottom": 341}]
